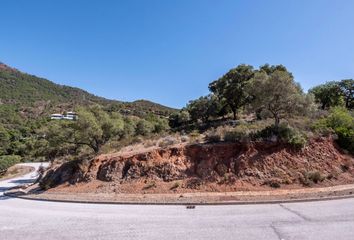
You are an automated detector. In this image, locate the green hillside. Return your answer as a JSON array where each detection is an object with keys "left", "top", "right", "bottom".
[{"left": 0, "top": 62, "right": 177, "bottom": 117}]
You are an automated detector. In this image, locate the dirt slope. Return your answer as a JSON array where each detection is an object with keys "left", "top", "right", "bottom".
[{"left": 41, "top": 137, "right": 354, "bottom": 194}]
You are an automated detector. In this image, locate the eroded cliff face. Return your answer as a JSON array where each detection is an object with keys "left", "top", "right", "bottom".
[{"left": 41, "top": 137, "right": 354, "bottom": 193}]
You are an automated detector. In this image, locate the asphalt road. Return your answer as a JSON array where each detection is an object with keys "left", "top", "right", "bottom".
[{"left": 1, "top": 163, "right": 354, "bottom": 240}]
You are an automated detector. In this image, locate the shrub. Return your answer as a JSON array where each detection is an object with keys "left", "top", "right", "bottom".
[
  {"left": 158, "top": 136, "right": 178, "bottom": 148},
  {"left": 143, "top": 139, "right": 156, "bottom": 148},
  {"left": 255, "top": 124, "right": 307, "bottom": 149},
  {"left": 205, "top": 132, "right": 222, "bottom": 143},
  {"left": 0, "top": 155, "right": 22, "bottom": 173},
  {"left": 204, "top": 128, "right": 223, "bottom": 143},
  {"left": 301, "top": 171, "right": 325, "bottom": 185},
  {"left": 188, "top": 131, "right": 202, "bottom": 143},
  {"left": 136, "top": 119, "right": 154, "bottom": 136},
  {"left": 269, "top": 181, "right": 281, "bottom": 188},
  {"left": 313, "top": 107, "right": 354, "bottom": 154},
  {"left": 170, "top": 182, "right": 180, "bottom": 190},
  {"left": 224, "top": 131, "right": 240, "bottom": 142},
  {"left": 288, "top": 133, "right": 307, "bottom": 150},
  {"left": 223, "top": 125, "right": 251, "bottom": 143},
  {"left": 306, "top": 171, "right": 324, "bottom": 184},
  {"left": 335, "top": 127, "right": 354, "bottom": 154},
  {"left": 264, "top": 179, "right": 281, "bottom": 188}
]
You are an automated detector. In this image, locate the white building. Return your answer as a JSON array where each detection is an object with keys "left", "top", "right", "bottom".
[
  {"left": 50, "top": 114, "right": 64, "bottom": 120},
  {"left": 65, "top": 111, "right": 78, "bottom": 120},
  {"left": 50, "top": 111, "right": 78, "bottom": 120}
]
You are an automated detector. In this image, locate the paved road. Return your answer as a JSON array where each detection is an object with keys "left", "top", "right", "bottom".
[
  {"left": 0, "top": 163, "right": 47, "bottom": 197},
  {"left": 1, "top": 163, "right": 354, "bottom": 240}
]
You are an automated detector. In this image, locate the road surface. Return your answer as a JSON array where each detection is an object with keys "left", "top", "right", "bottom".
[{"left": 1, "top": 163, "right": 354, "bottom": 240}]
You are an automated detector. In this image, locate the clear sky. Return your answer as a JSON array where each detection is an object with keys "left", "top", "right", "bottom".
[{"left": 1, "top": 0, "right": 353, "bottom": 108}]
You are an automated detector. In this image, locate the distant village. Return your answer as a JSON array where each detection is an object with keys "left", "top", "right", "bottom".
[{"left": 50, "top": 111, "right": 78, "bottom": 120}]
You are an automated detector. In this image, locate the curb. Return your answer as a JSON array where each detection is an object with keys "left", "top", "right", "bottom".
[{"left": 4, "top": 191, "right": 354, "bottom": 206}]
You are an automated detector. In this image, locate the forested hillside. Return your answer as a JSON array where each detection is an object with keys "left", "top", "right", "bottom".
[
  {"left": 0, "top": 62, "right": 176, "bottom": 173},
  {"left": 0, "top": 62, "right": 176, "bottom": 117}
]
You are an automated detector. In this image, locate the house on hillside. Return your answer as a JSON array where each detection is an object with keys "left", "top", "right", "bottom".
[
  {"left": 50, "top": 113, "right": 64, "bottom": 120},
  {"left": 63, "top": 111, "right": 78, "bottom": 120},
  {"left": 50, "top": 111, "right": 78, "bottom": 120}
]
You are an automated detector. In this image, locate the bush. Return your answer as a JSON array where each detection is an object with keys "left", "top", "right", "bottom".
[
  {"left": 158, "top": 136, "right": 178, "bottom": 148},
  {"left": 255, "top": 124, "right": 307, "bottom": 149},
  {"left": 219, "top": 124, "right": 251, "bottom": 143},
  {"left": 335, "top": 127, "right": 354, "bottom": 154},
  {"left": 255, "top": 124, "right": 290, "bottom": 141},
  {"left": 205, "top": 132, "right": 222, "bottom": 143},
  {"left": 188, "top": 131, "right": 202, "bottom": 143},
  {"left": 136, "top": 119, "right": 154, "bottom": 136},
  {"left": 0, "top": 155, "right": 22, "bottom": 173},
  {"left": 288, "top": 133, "right": 307, "bottom": 150},
  {"left": 306, "top": 171, "right": 324, "bottom": 184},
  {"left": 313, "top": 107, "right": 354, "bottom": 154}
]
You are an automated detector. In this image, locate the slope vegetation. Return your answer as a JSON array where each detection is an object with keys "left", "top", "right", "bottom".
[{"left": 0, "top": 62, "right": 176, "bottom": 117}]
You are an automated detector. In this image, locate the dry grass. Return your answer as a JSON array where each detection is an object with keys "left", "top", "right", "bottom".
[{"left": 0, "top": 165, "right": 34, "bottom": 181}]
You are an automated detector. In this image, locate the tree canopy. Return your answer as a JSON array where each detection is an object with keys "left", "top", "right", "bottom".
[
  {"left": 250, "top": 68, "right": 308, "bottom": 127},
  {"left": 309, "top": 82, "right": 344, "bottom": 110},
  {"left": 209, "top": 64, "right": 254, "bottom": 119}
]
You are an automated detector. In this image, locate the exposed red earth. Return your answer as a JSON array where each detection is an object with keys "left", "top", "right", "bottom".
[{"left": 40, "top": 137, "right": 354, "bottom": 197}]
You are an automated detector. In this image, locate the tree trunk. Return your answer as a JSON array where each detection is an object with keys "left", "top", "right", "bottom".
[
  {"left": 232, "top": 109, "right": 237, "bottom": 120},
  {"left": 345, "top": 98, "right": 350, "bottom": 109},
  {"left": 90, "top": 141, "right": 100, "bottom": 154},
  {"left": 274, "top": 116, "right": 280, "bottom": 128}
]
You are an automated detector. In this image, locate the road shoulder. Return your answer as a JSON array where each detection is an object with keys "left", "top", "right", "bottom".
[{"left": 5, "top": 183, "right": 354, "bottom": 205}]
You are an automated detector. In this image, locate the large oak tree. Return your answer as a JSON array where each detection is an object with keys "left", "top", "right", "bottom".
[
  {"left": 250, "top": 67, "right": 310, "bottom": 128},
  {"left": 209, "top": 64, "right": 254, "bottom": 120}
]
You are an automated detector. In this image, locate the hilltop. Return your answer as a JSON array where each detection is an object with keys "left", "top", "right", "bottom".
[{"left": 0, "top": 62, "right": 177, "bottom": 118}]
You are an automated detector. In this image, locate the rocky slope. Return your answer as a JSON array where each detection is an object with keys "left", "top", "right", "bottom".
[{"left": 41, "top": 137, "right": 354, "bottom": 193}]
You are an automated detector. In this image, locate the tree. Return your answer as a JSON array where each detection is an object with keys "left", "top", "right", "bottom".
[
  {"left": 250, "top": 68, "right": 308, "bottom": 128},
  {"left": 338, "top": 79, "right": 354, "bottom": 109},
  {"left": 209, "top": 64, "right": 255, "bottom": 119},
  {"left": 145, "top": 113, "right": 170, "bottom": 134},
  {"left": 135, "top": 119, "right": 154, "bottom": 136},
  {"left": 46, "top": 106, "right": 125, "bottom": 154},
  {"left": 259, "top": 64, "right": 291, "bottom": 76},
  {"left": 309, "top": 82, "right": 344, "bottom": 110},
  {"left": 168, "top": 111, "right": 190, "bottom": 128},
  {"left": 0, "top": 124, "right": 10, "bottom": 155},
  {"left": 186, "top": 94, "right": 222, "bottom": 123},
  {"left": 313, "top": 107, "right": 354, "bottom": 154}
]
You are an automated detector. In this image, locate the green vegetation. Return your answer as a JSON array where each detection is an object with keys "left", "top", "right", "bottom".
[
  {"left": 0, "top": 61, "right": 353, "bottom": 172},
  {"left": 209, "top": 64, "right": 254, "bottom": 120},
  {"left": 309, "top": 79, "right": 353, "bottom": 110},
  {"left": 0, "top": 155, "right": 21, "bottom": 174},
  {"left": 301, "top": 171, "right": 325, "bottom": 186},
  {"left": 313, "top": 107, "right": 354, "bottom": 154},
  {"left": 0, "top": 62, "right": 173, "bottom": 169},
  {"left": 0, "top": 63, "right": 176, "bottom": 117},
  {"left": 170, "top": 63, "right": 353, "bottom": 152},
  {"left": 250, "top": 66, "right": 311, "bottom": 127}
]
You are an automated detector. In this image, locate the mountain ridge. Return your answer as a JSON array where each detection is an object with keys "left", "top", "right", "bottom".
[{"left": 0, "top": 62, "right": 177, "bottom": 117}]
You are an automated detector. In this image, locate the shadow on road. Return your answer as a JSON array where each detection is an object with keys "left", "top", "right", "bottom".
[
  {"left": 10, "top": 179, "right": 35, "bottom": 184},
  {"left": 0, "top": 186, "right": 11, "bottom": 200},
  {"left": 0, "top": 186, "right": 9, "bottom": 192},
  {"left": 0, "top": 195, "right": 10, "bottom": 200}
]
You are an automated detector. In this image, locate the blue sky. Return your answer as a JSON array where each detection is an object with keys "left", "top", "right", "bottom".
[{"left": 1, "top": 0, "right": 353, "bottom": 108}]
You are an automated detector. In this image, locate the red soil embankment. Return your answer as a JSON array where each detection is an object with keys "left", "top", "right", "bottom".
[{"left": 42, "top": 137, "right": 354, "bottom": 194}]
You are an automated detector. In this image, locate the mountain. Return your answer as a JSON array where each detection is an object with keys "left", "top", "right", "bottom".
[{"left": 0, "top": 62, "right": 177, "bottom": 117}]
